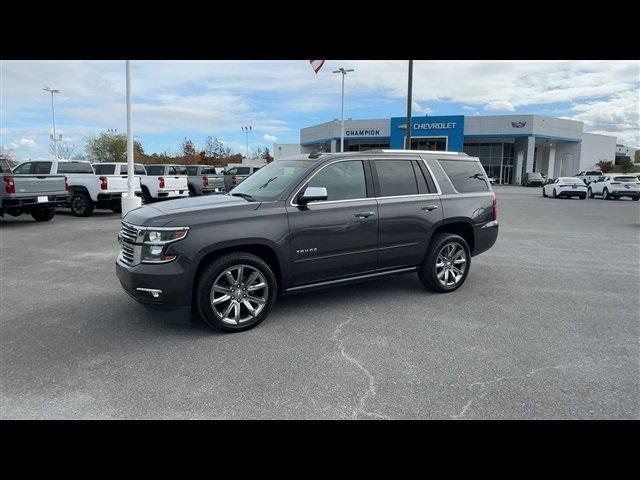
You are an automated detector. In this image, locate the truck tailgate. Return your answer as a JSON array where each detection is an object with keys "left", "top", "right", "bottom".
[
  {"left": 11, "top": 175, "right": 67, "bottom": 194},
  {"left": 103, "top": 175, "right": 141, "bottom": 192},
  {"left": 164, "top": 176, "right": 188, "bottom": 190}
]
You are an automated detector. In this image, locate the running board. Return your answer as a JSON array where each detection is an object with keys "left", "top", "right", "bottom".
[{"left": 284, "top": 267, "right": 418, "bottom": 293}]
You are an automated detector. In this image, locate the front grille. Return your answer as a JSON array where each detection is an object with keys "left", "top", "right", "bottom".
[{"left": 119, "top": 222, "right": 141, "bottom": 266}]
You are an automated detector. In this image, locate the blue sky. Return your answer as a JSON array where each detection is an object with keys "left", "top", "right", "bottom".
[{"left": 1, "top": 60, "right": 638, "bottom": 160}]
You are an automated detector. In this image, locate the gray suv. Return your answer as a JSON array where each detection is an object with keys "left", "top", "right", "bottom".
[{"left": 116, "top": 150, "right": 498, "bottom": 332}]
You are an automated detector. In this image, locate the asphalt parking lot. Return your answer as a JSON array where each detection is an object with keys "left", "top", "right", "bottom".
[{"left": 1, "top": 186, "right": 638, "bottom": 419}]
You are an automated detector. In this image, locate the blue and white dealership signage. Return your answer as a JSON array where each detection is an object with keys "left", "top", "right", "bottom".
[{"left": 389, "top": 115, "right": 465, "bottom": 150}]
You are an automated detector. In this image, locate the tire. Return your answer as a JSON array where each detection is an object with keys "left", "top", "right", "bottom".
[
  {"left": 542, "top": 188, "right": 547, "bottom": 197},
  {"left": 188, "top": 185, "right": 196, "bottom": 197},
  {"left": 70, "top": 192, "right": 94, "bottom": 217},
  {"left": 419, "top": 233, "right": 471, "bottom": 293},
  {"left": 196, "top": 252, "right": 278, "bottom": 332},
  {"left": 632, "top": 196, "right": 639, "bottom": 201},
  {"left": 141, "top": 186, "right": 153, "bottom": 204},
  {"left": 588, "top": 188, "right": 594, "bottom": 198},
  {"left": 553, "top": 189, "right": 557, "bottom": 198},
  {"left": 30, "top": 207, "right": 56, "bottom": 222},
  {"left": 580, "top": 194, "right": 586, "bottom": 200},
  {"left": 603, "top": 188, "right": 610, "bottom": 200}
]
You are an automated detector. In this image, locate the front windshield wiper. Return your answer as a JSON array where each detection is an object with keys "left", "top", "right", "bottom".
[
  {"left": 258, "top": 176, "right": 278, "bottom": 189},
  {"left": 230, "top": 192, "right": 257, "bottom": 202}
]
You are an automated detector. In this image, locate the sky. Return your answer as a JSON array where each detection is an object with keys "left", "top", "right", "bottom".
[{"left": 1, "top": 60, "right": 638, "bottom": 160}]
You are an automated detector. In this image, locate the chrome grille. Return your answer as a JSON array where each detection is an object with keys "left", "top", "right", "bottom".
[{"left": 119, "top": 222, "right": 141, "bottom": 266}]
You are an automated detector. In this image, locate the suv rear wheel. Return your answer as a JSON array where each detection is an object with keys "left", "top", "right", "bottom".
[
  {"left": 196, "top": 252, "right": 277, "bottom": 332},
  {"left": 419, "top": 233, "right": 471, "bottom": 293},
  {"left": 31, "top": 207, "right": 56, "bottom": 222}
]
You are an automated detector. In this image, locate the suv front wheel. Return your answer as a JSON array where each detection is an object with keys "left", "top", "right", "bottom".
[
  {"left": 196, "top": 252, "right": 277, "bottom": 332},
  {"left": 419, "top": 233, "right": 471, "bottom": 293}
]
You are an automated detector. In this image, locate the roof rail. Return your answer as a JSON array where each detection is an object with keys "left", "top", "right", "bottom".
[{"left": 365, "top": 149, "right": 466, "bottom": 155}]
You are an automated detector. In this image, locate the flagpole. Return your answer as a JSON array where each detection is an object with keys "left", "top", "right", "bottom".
[
  {"left": 406, "top": 60, "right": 413, "bottom": 149},
  {"left": 121, "top": 60, "right": 142, "bottom": 216}
]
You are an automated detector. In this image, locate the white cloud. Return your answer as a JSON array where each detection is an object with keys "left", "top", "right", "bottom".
[
  {"left": 484, "top": 100, "right": 515, "bottom": 111},
  {"left": 412, "top": 101, "right": 432, "bottom": 115},
  {"left": 263, "top": 133, "right": 277, "bottom": 142},
  {"left": 18, "top": 138, "right": 38, "bottom": 148},
  {"left": 8, "top": 142, "right": 18, "bottom": 149}
]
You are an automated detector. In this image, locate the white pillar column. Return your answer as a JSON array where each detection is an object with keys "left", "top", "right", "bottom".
[
  {"left": 525, "top": 136, "right": 535, "bottom": 173},
  {"left": 548, "top": 146, "right": 556, "bottom": 178}
]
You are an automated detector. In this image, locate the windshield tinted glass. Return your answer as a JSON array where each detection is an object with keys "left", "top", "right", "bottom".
[
  {"left": 145, "top": 166, "right": 165, "bottom": 175},
  {"left": 229, "top": 160, "right": 311, "bottom": 201},
  {"left": 559, "top": 177, "right": 584, "bottom": 183},
  {"left": 613, "top": 176, "right": 638, "bottom": 182},
  {"left": 57, "top": 162, "right": 94, "bottom": 174},
  {"left": 121, "top": 164, "right": 147, "bottom": 175}
]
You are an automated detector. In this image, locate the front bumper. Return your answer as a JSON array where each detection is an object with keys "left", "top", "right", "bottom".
[{"left": 115, "top": 256, "right": 192, "bottom": 308}]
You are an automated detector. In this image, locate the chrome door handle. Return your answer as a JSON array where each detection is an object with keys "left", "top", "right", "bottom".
[
  {"left": 421, "top": 205, "right": 439, "bottom": 211},
  {"left": 354, "top": 211, "right": 375, "bottom": 218}
]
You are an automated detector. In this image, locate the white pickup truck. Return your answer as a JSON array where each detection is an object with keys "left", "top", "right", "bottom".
[
  {"left": 140, "top": 164, "right": 189, "bottom": 202},
  {"left": 12, "top": 159, "right": 142, "bottom": 216}
]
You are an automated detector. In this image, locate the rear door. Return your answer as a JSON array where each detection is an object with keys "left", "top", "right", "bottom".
[
  {"left": 286, "top": 159, "right": 378, "bottom": 286},
  {"left": 371, "top": 157, "right": 443, "bottom": 270}
]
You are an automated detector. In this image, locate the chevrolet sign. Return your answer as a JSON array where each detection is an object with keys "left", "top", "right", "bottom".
[
  {"left": 511, "top": 121, "right": 527, "bottom": 128},
  {"left": 399, "top": 122, "right": 457, "bottom": 130}
]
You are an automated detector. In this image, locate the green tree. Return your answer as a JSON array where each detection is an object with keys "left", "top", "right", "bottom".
[
  {"left": 85, "top": 131, "right": 144, "bottom": 162},
  {"left": 596, "top": 160, "right": 613, "bottom": 173}
]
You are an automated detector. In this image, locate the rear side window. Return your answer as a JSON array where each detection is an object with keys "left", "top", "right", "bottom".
[
  {"left": 437, "top": 159, "right": 489, "bottom": 193},
  {"left": 172, "top": 166, "right": 187, "bottom": 175},
  {"left": 145, "top": 166, "right": 165, "bottom": 175},
  {"left": 236, "top": 167, "right": 251, "bottom": 175},
  {"left": 374, "top": 160, "right": 419, "bottom": 197},
  {"left": 201, "top": 167, "right": 217, "bottom": 175},
  {"left": 93, "top": 164, "right": 116, "bottom": 175},
  {"left": 57, "top": 162, "right": 94, "bottom": 174},
  {"left": 186, "top": 166, "right": 198, "bottom": 175},
  {"left": 307, "top": 160, "right": 367, "bottom": 201}
]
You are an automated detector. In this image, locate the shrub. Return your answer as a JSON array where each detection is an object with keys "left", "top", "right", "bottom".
[{"left": 596, "top": 160, "right": 613, "bottom": 173}]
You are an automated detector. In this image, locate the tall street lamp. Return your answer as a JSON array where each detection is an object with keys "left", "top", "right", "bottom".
[
  {"left": 241, "top": 126, "right": 252, "bottom": 158},
  {"left": 43, "top": 86, "right": 60, "bottom": 166},
  {"left": 332, "top": 67, "right": 354, "bottom": 152},
  {"left": 121, "top": 60, "right": 142, "bottom": 216}
]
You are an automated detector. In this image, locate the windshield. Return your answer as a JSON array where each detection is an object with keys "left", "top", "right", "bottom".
[
  {"left": 528, "top": 173, "right": 543, "bottom": 179},
  {"left": 559, "top": 177, "right": 584, "bottom": 183},
  {"left": 229, "top": 160, "right": 311, "bottom": 201}
]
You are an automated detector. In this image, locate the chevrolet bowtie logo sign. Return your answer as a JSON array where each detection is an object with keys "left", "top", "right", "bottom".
[{"left": 511, "top": 121, "right": 527, "bottom": 128}]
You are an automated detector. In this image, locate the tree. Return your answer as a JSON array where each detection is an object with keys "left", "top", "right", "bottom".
[
  {"left": 204, "top": 136, "right": 230, "bottom": 159},
  {"left": 618, "top": 158, "right": 634, "bottom": 173},
  {"left": 49, "top": 141, "right": 76, "bottom": 159},
  {"left": 181, "top": 137, "right": 196, "bottom": 157},
  {"left": 262, "top": 147, "right": 274, "bottom": 163},
  {"left": 85, "top": 131, "right": 144, "bottom": 163},
  {"left": 596, "top": 160, "right": 613, "bottom": 173}
]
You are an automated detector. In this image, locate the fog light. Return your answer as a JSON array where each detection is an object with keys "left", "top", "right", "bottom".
[{"left": 136, "top": 288, "right": 163, "bottom": 299}]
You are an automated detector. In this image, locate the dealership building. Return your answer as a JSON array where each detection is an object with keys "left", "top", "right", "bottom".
[{"left": 273, "top": 114, "right": 617, "bottom": 185}]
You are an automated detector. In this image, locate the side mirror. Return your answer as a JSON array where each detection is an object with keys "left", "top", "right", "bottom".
[{"left": 298, "top": 186, "right": 328, "bottom": 204}]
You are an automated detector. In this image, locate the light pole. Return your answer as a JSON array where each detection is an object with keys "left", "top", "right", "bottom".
[
  {"left": 121, "top": 60, "right": 142, "bottom": 216},
  {"left": 332, "top": 67, "right": 354, "bottom": 152},
  {"left": 43, "top": 86, "right": 60, "bottom": 168},
  {"left": 405, "top": 60, "right": 413, "bottom": 149},
  {"left": 241, "top": 126, "right": 252, "bottom": 158}
]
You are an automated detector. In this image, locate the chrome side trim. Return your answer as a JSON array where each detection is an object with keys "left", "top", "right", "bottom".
[
  {"left": 481, "top": 220, "right": 499, "bottom": 229},
  {"left": 136, "top": 288, "right": 163, "bottom": 299},
  {"left": 284, "top": 266, "right": 417, "bottom": 292}
]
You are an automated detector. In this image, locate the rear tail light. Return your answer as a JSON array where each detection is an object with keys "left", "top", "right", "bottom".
[
  {"left": 64, "top": 176, "right": 69, "bottom": 191},
  {"left": 491, "top": 191, "right": 497, "bottom": 221},
  {"left": 99, "top": 176, "right": 108, "bottom": 190},
  {"left": 232, "top": 175, "right": 237, "bottom": 186},
  {"left": 3, "top": 176, "right": 15, "bottom": 194},
  {"left": 158, "top": 176, "right": 165, "bottom": 188},
  {"left": 203, "top": 176, "right": 209, "bottom": 187}
]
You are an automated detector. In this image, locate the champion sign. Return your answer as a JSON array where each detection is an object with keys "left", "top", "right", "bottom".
[{"left": 345, "top": 129, "right": 382, "bottom": 137}]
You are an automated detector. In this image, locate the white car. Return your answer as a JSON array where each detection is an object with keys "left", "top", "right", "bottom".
[
  {"left": 575, "top": 170, "right": 602, "bottom": 185},
  {"left": 542, "top": 177, "right": 588, "bottom": 199},
  {"left": 140, "top": 164, "right": 189, "bottom": 202},
  {"left": 587, "top": 175, "right": 640, "bottom": 201},
  {"left": 12, "top": 159, "right": 142, "bottom": 216}
]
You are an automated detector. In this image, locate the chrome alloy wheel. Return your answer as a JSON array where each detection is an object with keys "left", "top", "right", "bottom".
[
  {"left": 210, "top": 264, "right": 268, "bottom": 325},
  {"left": 435, "top": 242, "right": 467, "bottom": 288}
]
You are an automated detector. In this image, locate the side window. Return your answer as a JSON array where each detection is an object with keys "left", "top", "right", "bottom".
[
  {"left": 168, "top": 166, "right": 177, "bottom": 175},
  {"left": 93, "top": 164, "right": 115, "bottom": 175},
  {"left": 237, "top": 167, "right": 251, "bottom": 175},
  {"left": 437, "top": 159, "right": 490, "bottom": 193},
  {"left": 307, "top": 160, "right": 367, "bottom": 202},
  {"left": 12, "top": 162, "right": 33, "bottom": 174},
  {"left": 186, "top": 167, "right": 197, "bottom": 176},
  {"left": 33, "top": 162, "right": 53, "bottom": 174},
  {"left": 374, "top": 160, "right": 418, "bottom": 197},
  {"left": 226, "top": 168, "right": 237, "bottom": 175}
]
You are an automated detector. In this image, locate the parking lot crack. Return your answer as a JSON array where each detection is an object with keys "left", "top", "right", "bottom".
[{"left": 332, "top": 314, "right": 390, "bottom": 420}]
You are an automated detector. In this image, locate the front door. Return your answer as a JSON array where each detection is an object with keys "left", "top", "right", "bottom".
[{"left": 286, "top": 159, "right": 378, "bottom": 286}]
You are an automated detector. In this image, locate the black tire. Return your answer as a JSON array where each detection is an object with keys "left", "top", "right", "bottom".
[
  {"left": 553, "top": 188, "right": 557, "bottom": 198},
  {"left": 188, "top": 185, "right": 196, "bottom": 197},
  {"left": 418, "top": 233, "right": 471, "bottom": 293},
  {"left": 632, "top": 196, "right": 639, "bottom": 201},
  {"left": 603, "top": 188, "right": 610, "bottom": 200},
  {"left": 542, "top": 188, "right": 547, "bottom": 197},
  {"left": 70, "top": 192, "right": 94, "bottom": 217},
  {"left": 588, "top": 188, "right": 594, "bottom": 198},
  {"left": 580, "top": 194, "right": 586, "bottom": 200},
  {"left": 141, "top": 186, "right": 153, "bottom": 204},
  {"left": 110, "top": 202, "right": 122, "bottom": 214},
  {"left": 30, "top": 207, "right": 56, "bottom": 222},
  {"left": 196, "top": 252, "right": 278, "bottom": 332}
]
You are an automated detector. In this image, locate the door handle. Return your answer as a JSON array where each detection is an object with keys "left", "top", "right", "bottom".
[
  {"left": 421, "top": 205, "right": 439, "bottom": 211},
  {"left": 354, "top": 211, "right": 375, "bottom": 219}
]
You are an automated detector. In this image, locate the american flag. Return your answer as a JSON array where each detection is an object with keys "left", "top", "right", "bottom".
[{"left": 309, "top": 60, "right": 325, "bottom": 74}]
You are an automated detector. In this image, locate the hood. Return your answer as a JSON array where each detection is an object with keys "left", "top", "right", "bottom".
[{"left": 123, "top": 194, "right": 260, "bottom": 227}]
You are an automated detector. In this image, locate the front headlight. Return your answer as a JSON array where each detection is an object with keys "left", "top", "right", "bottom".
[{"left": 141, "top": 227, "right": 189, "bottom": 263}]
